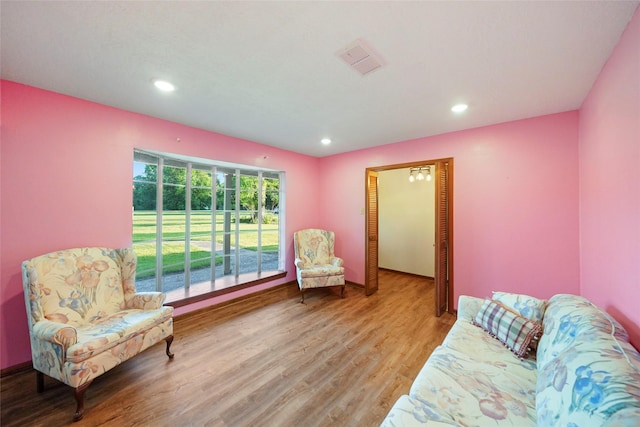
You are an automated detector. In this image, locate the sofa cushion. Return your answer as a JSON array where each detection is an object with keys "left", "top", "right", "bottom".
[
  {"left": 536, "top": 294, "right": 640, "bottom": 425},
  {"left": 442, "top": 320, "right": 538, "bottom": 373},
  {"left": 492, "top": 291, "right": 547, "bottom": 323},
  {"left": 380, "top": 395, "right": 464, "bottom": 427},
  {"left": 473, "top": 299, "right": 542, "bottom": 358},
  {"left": 408, "top": 345, "right": 537, "bottom": 426},
  {"left": 67, "top": 306, "right": 173, "bottom": 363},
  {"left": 537, "top": 294, "right": 630, "bottom": 367}
]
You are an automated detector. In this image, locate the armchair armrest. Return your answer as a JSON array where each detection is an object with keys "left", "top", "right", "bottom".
[
  {"left": 330, "top": 257, "right": 344, "bottom": 267},
  {"left": 295, "top": 257, "right": 307, "bottom": 269},
  {"left": 457, "top": 295, "right": 485, "bottom": 322},
  {"left": 32, "top": 320, "right": 78, "bottom": 348},
  {"left": 126, "top": 292, "right": 166, "bottom": 310}
]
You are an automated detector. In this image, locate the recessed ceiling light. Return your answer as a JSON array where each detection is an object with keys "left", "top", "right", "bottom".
[
  {"left": 153, "top": 80, "right": 175, "bottom": 92},
  {"left": 451, "top": 103, "right": 468, "bottom": 113},
  {"left": 321, "top": 138, "right": 332, "bottom": 145}
]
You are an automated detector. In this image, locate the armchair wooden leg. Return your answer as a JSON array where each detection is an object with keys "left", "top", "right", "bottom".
[
  {"left": 341, "top": 285, "right": 345, "bottom": 298},
  {"left": 72, "top": 381, "right": 92, "bottom": 422},
  {"left": 36, "top": 371, "right": 44, "bottom": 393},
  {"left": 165, "top": 335, "right": 175, "bottom": 359},
  {"left": 299, "top": 289, "right": 305, "bottom": 303}
]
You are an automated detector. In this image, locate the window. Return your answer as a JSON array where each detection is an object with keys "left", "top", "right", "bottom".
[{"left": 132, "top": 149, "right": 284, "bottom": 298}]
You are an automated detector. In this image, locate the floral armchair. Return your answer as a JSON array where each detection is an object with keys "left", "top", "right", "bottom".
[
  {"left": 22, "top": 247, "right": 174, "bottom": 421},
  {"left": 293, "top": 229, "right": 345, "bottom": 303}
]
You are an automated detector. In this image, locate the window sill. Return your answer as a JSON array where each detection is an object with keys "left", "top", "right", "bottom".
[{"left": 164, "top": 270, "right": 287, "bottom": 308}]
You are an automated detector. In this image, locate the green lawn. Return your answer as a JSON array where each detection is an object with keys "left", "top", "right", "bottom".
[{"left": 133, "top": 210, "right": 279, "bottom": 278}]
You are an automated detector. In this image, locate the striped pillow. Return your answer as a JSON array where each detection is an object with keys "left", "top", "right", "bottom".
[{"left": 473, "top": 299, "right": 542, "bottom": 358}]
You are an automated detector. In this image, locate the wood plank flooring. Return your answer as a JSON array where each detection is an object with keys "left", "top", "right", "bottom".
[{"left": 1, "top": 270, "right": 456, "bottom": 427}]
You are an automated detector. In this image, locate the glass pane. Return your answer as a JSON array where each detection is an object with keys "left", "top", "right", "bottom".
[
  {"left": 132, "top": 172, "right": 157, "bottom": 292},
  {"left": 239, "top": 231, "right": 258, "bottom": 274},
  {"left": 191, "top": 169, "right": 212, "bottom": 188},
  {"left": 133, "top": 161, "right": 157, "bottom": 183},
  {"left": 163, "top": 184, "right": 185, "bottom": 211},
  {"left": 217, "top": 209, "right": 237, "bottom": 277},
  {"left": 190, "top": 209, "right": 214, "bottom": 284},
  {"left": 189, "top": 245, "right": 213, "bottom": 284},
  {"left": 261, "top": 230, "right": 279, "bottom": 271},
  {"left": 133, "top": 182, "right": 157, "bottom": 211},
  {"left": 162, "top": 211, "right": 186, "bottom": 241},
  {"left": 263, "top": 176, "right": 280, "bottom": 214},
  {"left": 161, "top": 241, "right": 186, "bottom": 293},
  {"left": 163, "top": 165, "right": 186, "bottom": 185},
  {"left": 191, "top": 188, "right": 212, "bottom": 211},
  {"left": 133, "top": 240, "right": 157, "bottom": 292}
]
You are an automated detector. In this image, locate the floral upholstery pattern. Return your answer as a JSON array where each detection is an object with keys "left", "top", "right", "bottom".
[
  {"left": 22, "top": 247, "right": 174, "bottom": 420},
  {"left": 492, "top": 291, "right": 547, "bottom": 323},
  {"left": 293, "top": 229, "right": 345, "bottom": 301},
  {"left": 536, "top": 294, "right": 640, "bottom": 426},
  {"left": 409, "top": 346, "right": 538, "bottom": 426},
  {"left": 381, "top": 294, "right": 640, "bottom": 427}
]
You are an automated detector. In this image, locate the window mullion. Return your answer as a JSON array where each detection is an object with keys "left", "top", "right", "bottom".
[
  {"left": 211, "top": 166, "right": 217, "bottom": 282},
  {"left": 185, "top": 163, "right": 192, "bottom": 289},
  {"left": 234, "top": 168, "right": 240, "bottom": 277},
  {"left": 257, "top": 171, "right": 263, "bottom": 274},
  {"left": 155, "top": 158, "right": 164, "bottom": 292},
  {"left": 278, "top": 172, "right": 285, "bottom": 271}
]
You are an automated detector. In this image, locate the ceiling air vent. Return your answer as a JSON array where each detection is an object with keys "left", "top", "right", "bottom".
[{"left": 336, "top": 39, "right": 384, "bottom": 76}]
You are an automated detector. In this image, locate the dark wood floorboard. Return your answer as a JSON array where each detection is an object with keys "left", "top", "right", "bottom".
[{"left": 1, "top": 270, "right": 456, "bottom": 427}]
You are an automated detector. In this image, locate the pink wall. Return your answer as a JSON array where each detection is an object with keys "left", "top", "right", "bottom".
[
  {"left": 319, "top": 112, "right": 581, "bottom": 304},
  {"left": 579, "top": 7, "right": 640, "bottom": 348},
  {"left": 0, "top": 81, "right": 321, "bottom": 369},
  {"left": 5, "top": 10, "right": 638, "bottom": 368}
]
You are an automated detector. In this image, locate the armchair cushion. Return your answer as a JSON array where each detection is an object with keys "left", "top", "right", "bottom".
[
  {"left": 298, "top": 265, "right": 344, "bottom": 278},
  {"left": 67, "top": 307, "right": 173, "bottom": 363}
]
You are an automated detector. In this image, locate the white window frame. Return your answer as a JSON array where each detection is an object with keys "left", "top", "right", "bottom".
[{"left": 133, "top": 149, "right": 285, "bottom": 293}]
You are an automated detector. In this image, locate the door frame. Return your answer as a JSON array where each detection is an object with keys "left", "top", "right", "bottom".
[{"left": 365, "top": 158, "right": 454, "bottom": 314}]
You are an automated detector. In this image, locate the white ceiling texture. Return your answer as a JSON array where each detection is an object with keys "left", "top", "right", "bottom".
[{"left": 1, "top": 1, "right": 638, "bottom": 157}]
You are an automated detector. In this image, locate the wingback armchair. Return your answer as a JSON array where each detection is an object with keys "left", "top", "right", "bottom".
[
  {"left": 22, "top": 247, "right": 174, "bottom": 421},
  {"left": 293, "top": 229, "right": 345, "bottom": 302}
]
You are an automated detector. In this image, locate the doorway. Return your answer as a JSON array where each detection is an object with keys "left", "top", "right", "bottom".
[{"left": 365, "top": 158, "right": 454, "bottom": 316}]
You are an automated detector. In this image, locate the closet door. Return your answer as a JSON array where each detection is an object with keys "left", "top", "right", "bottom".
[
  {"left": 365, "top": 170, "right": 379, "bottom": 296},
  {"left": 435, "top": 160, "right": 451, "bottom": 316}
]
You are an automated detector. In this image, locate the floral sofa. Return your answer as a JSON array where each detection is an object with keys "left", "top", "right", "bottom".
[
  {"left": 22, "top": 247, "right": 174, "bottom": 421},
  {"left": 381, "top": 293, "right": 640, "bottom": 426}
]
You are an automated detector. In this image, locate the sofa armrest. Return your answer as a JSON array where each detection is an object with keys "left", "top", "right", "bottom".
[
  {"left": 126, "top": 292, "right": 166, "bottom": 310},
  {"left": 32, "top": 320, "right": 78, "bottom": 348},
  {"left": 457, "top": 295, "right": 485, "bottom": 322},
  {"left": 330, "top": 257, "right": 344, "bottom": 267}
]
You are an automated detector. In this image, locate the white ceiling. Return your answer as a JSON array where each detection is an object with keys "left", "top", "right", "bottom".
[{"left": 2, "top": 1, "right": 638, "bottom": 157}]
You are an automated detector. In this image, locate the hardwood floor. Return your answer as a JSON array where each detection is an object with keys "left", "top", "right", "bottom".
[{"left": 1, "top": 270, "right": 456, "bottom": 427}]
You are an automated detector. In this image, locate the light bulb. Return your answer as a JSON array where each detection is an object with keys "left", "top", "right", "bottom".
[
  {"left": 154, "top": 80, "right": 175, "bottom": 92},
  {"left": 417, "top": 171, "right": 424, "bottom": 181},
  {"left": 409, "top": 174, "right": 415, "bottom": 183},
  {"left": 426, "top": 173, "right": 432, "bottom": 181},
  {"left": 451, "top": 103, "right": 468, "bottom": 113}
]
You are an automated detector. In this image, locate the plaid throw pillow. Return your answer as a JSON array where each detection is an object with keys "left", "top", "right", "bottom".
[{"left": 473, "top": 299, "right": 543, "bottom": 358}]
